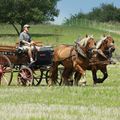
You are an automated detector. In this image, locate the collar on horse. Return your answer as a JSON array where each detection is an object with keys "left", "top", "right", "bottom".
[{"left": 74, "top": 42, "right": 87, "bottom": 58}]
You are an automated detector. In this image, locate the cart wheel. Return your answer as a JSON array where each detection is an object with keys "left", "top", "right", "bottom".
[
  {"left": 45, "top": 70, "right": 49, "bottom": 85},
  {"left": 0, "top": 55, "right": 13, "bottom": 85},
  {"left": 17, "top": 66, "right": 33, "bottom": 86},
  {"left": 32, "top": 69, "right": 43, "bottom": 86},
  {"left": 46, "top": 68, "right": 63, "bottom": 85}
]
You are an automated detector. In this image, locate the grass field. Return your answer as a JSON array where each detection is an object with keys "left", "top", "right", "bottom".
[{"left": 0, "top": 23, "right": 120, "bottom": 120}]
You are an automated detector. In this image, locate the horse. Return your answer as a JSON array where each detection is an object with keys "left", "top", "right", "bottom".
[
  {"left": 74, "top": 35, "right": 115, "bottom": 85},
  {"left": 48, "top": 35, "right": 96, "bottom": 86}
]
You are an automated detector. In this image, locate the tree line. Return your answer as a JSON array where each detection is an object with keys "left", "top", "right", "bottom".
[
  {"left": 0, "top": 0, "right": 60, "bottom": 35},
  {"left": 64, "top": 3, "right": 120, "bottom": 25}
]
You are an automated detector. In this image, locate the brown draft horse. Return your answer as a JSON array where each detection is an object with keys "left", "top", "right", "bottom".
[
  {"left": 48, "top": 35, "right": 96, "bottom": 86},
  {"left": 74, "top": 35, "right": 115, "bottom": 85}
]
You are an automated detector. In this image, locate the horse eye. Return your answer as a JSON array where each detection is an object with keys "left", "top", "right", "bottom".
[{"left": 112, "top": 40, "right": 114, "bottom": 43}]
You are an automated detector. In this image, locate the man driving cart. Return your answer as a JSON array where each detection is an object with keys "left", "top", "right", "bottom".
[{"left": 19, "top": 24, "right": 36, "bottom": 63}]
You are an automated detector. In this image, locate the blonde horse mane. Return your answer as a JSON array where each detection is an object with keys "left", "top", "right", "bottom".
[
  {"left": 96, "top": 36, "right": 107, "bottom": 49},
  {"left": 78, "top": 35, "right": 93, "bottom": 47}
]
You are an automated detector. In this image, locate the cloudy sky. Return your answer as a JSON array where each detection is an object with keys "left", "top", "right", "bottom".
[{"left": 54, "top": 0, "right": 120, "bottom": 24}]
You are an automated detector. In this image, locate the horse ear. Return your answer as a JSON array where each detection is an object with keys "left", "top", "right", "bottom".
[{"left": 86, "top": 34, "right": 88, "bottom": 38}]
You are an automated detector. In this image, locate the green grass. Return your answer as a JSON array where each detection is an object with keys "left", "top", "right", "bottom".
[
  {"left": 0, "top": 64, "right": 119, "bottom": 120},
  {"left": 0, "top": 23, "right": 120, "bottom": 120},
  {"left": 0, "top": 81, "right": 120, "bottom": 120}
]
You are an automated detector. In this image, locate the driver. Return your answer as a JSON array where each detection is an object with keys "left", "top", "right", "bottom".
[{"left": 19, "top": 24, "right": 35, "bottom": 63}]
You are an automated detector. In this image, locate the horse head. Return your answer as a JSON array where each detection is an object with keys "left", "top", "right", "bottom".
[
  {"left": 75, "top": 35, "right": 96, "bottom": 58},
  {"left": 96, "top": 35, "right": 115, "bottom": 59}
]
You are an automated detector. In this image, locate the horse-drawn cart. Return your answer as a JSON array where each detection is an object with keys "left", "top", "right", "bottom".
[{"left": 0, "top": 43, "right": 62, "bottom": 86}]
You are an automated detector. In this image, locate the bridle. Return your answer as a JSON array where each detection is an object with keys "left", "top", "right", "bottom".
[
  {"left": 97, "top": 37, "right": 115, "bottom": 59},
  {"left": 75, "top": 38, "right": 96, "bottom": 59}
]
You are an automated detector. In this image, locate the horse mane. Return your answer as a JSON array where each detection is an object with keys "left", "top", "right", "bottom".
[
  {"left": 77, "top": 35, "right": 93, "bottom": 47},
  {"left": 75, "top": 35, "right": 94, "bottom": 58},
  {"left": 96, "top": 36, "right": 107, "bottom": 49}
]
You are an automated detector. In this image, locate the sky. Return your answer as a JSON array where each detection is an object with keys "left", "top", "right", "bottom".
[{"left": 53, "top": 0, "right": 120, "bottom": 24}]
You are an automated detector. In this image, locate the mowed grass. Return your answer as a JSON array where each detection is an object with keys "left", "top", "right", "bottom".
[
  {"left": 0, "top": 63, "right": 120, "bottom": 120},
  {"left": 0, "top": 76, "right": 120, "bottom": 120},
  {"left": 0, "top": 23, "right": 120, "bottom": 120}
]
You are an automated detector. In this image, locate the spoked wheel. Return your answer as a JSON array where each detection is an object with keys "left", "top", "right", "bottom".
[
  {"left": 0, "top": 55, "right": 13, "bottom": 85},
  {"left": 17, "top": 66, "right": 33, "bottom": 86},
  {"left": 32, "top": 69, "right": 43, "bottom": 86},
  {"left": 46, "top": 67, "right": 63, "bottom": 86}
]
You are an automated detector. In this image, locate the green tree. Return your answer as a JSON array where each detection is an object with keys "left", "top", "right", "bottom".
[
  {"left": 64, "top": 3, "right": 120, "bottom": 25},
  {"left": 87, "top": 7, "right": 102, "bottom": 21},
  {"left": 86, "top": 4, "right": 120, "bottom": 22},
  {"left": 0, "top": 0, "right": 60, "bottom": 35},
  {"left": 91, "top": 3, "right": 119, "bottom": 22}
]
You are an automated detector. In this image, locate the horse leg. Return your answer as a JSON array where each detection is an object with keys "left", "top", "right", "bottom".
[
  {"left": 92, "top": 67, "right": 108, "bottom": 85},
  {"left": 48, "top": 62, "right": 59, "bottom": 86},
  {"left": 79, "top": 73, "right": 87, "bottom": 86},
  {"left": 92, "top": 69, "right": 98, "bottom": 85},
  {"left": 74, "top": 64, "right": 86, "bottom": 86},
  {"left": 62, "top": 68, "right": 71, "bottom": 86},
  {"left": 73, "top": 71, "right": 81, "bottom": 86},
  {"left": 99, "top": 67, "right": 108, "bottom": 83},
  {"left": 67, "top": 69, "right": 74, "bottom": 86}
]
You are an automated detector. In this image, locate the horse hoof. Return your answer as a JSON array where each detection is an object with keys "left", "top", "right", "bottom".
[
  {"left": 82, "top": 83, "right": 86, "bottom": 87},
  {"left": 80, "top": 82, "right": 87, "bottom": 87}
]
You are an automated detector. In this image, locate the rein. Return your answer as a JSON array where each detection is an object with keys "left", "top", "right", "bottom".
[{"left": 62, "top": 46, "right": 76, "bottom": 61}]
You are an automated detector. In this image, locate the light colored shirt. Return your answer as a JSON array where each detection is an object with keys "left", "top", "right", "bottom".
[{"left": 19, "top": 32, "right": 31, "bottom": 46}]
